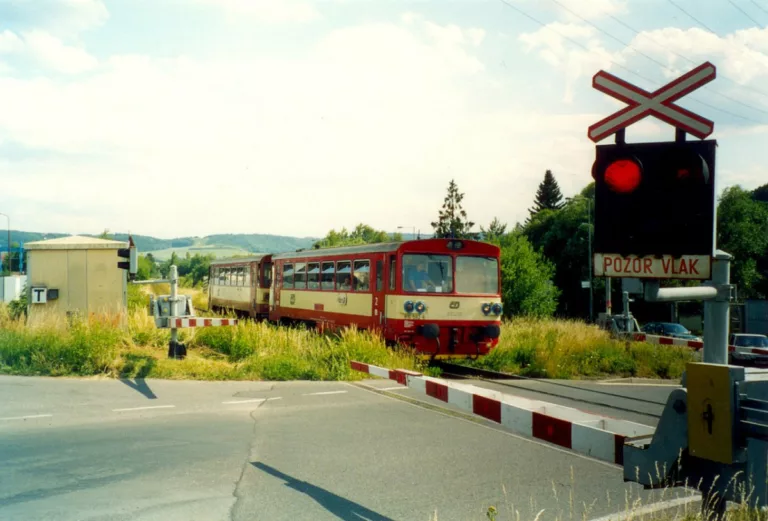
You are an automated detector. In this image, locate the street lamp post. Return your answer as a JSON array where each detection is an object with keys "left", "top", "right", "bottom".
[
  {"left": 0, "top": 213, "right": 9, "bottom": 273},
  {"left": 397, "top": 226, "right": 415, "bottom": 240}
]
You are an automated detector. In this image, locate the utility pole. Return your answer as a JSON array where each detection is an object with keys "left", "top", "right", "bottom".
[{"left": 587, "top": 200, "right": 594, "bottom": 322}]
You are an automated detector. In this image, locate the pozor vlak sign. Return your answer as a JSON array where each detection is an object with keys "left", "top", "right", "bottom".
[{"left": 587, "top": 62, "right": 718, "bottom": 280}]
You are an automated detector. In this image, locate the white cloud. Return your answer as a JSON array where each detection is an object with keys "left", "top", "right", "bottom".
[
  {"left": 0, "top": 30, "right": 97, "bottom": 74},
  {"left": 0, "top": 16, "right": 521, "bottom": 237},
  {"left": 4, "top": 0, "right": 108, "bottom": 36},
  {"left": 195, "top": 0, "right": 320, "bottom": 23},
  {"left": 519, "top": 23, "right": 621, "bottom": 102}
]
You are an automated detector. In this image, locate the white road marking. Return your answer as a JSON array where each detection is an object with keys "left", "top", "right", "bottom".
[
  {"left": 0, "top": 414, "right": 52, "bottom": 421},
  {"left": 222, "top": 398, "right": 267, "bottom": 404},
  {"left": 379, "top": 386, "right": 407, "bottom": 391},
  {"left": 112, "top": 405, "right": 176, "bottom": 412},
  {"left": 588, "top": 495, "right": 700, "bottom": 521},
  {"left": 303, "top": 390, "right": 348, "bottom": 396}
]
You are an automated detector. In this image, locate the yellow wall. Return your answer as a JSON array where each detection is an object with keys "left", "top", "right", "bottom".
[{"left": 27, "top": 248, "right": 126, "bottom": 322}]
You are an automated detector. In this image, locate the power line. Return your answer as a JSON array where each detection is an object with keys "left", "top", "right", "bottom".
[
  {"left": 728, "top": 0, "right": 764, "bottom": 26},
  {"left": 666, "top": 0, "right": 716, "bottom": 33},
  {"left": 547, "top": 0, "right": 768, "bottom": 116},
  {"left": 607, "top": 13, "right": 768, "bottom": 101},
  {"left": 497, "top": 0, "right": 764, "bottom": 123},
  {"left": 748, "top": 0, "right": 768, "bottom": 17}
]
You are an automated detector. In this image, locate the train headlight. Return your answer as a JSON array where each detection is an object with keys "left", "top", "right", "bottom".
[
  {"left": 481, "top": 303, "right": 491, "bottom": 316},
  {"left": 414, "top": 301, "right": 427, "bottom": 314},
  {"left": 404, "top": 300, "right": 415, "bottom": 313},
  {"left": 491, "top": 303, "right": 503, "bottom": 316}
]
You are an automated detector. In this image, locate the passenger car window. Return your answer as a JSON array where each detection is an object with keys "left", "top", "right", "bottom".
[
  {"left": 353, "top": 260, "right": 370, "bottom": 292},
  {"left": 376, "top": 260, "right": 383, "bottom": 292},
  {"left": 307, "top": 263, "right": 320, "bottom": 289},
  {"left": 283, "top": 263, "right": 294, "bottom": 289},
  {"left": 294, "top": 263, "right": 307, "bottom": 289},
  {"left": 321, "top": 262, "right": 335, "bottom": 290},
  {"left": 336, "top": 261, "right": 351, "bottom": 291}
]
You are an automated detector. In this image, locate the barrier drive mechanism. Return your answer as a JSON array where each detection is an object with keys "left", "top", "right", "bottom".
[{"left": 132, "top": 264, "right": 237, "bottom": 359}]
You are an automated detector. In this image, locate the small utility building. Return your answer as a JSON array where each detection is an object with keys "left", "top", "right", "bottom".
[{"left": 25, "top": 236, "right": 128, "bottom": 321}]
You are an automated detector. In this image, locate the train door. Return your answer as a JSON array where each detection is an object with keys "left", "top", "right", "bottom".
[
  {"left": 250, "top": 262, "right": 258, "bottom": 317},
  {"left": 372, "top": 256, "right": 386, "bottom": 330}
]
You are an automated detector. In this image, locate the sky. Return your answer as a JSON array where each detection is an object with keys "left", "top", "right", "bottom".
[{"left": 0, "top": 0, "right": 766, "bottom": 239}]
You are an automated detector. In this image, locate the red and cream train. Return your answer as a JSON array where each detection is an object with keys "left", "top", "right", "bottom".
[{"left": 208, "top": 239, "right": 502, "bottom": 358}]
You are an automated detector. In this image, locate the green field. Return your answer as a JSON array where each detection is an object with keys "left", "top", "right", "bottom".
[{"left": 146, "top": 245, "right": 254, "bottom": 261}]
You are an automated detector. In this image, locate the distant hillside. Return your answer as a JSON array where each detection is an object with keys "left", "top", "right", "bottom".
[{"left": 1, "top": 231, "right": 319, "bottom": 259}]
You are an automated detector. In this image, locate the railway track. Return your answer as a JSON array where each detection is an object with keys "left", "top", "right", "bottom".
[{"left": 430, "top": 361, "right": 667, "bottom": 420}]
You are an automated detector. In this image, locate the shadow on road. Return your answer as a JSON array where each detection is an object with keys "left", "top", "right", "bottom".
[
  {"left": 252, "top": 462, "right": 395, "bottom": 521},
  {"left": 118, "top": 354, "right": 157, "bottom": 399}
]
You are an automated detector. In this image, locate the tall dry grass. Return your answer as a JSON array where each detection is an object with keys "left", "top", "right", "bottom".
[{"left": 473, "top": 318, "right": 696, "bottom": 380}]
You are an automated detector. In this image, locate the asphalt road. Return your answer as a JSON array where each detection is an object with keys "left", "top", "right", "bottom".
[{"left": 0, "top": 374, "right": 688, "bottom": 521}]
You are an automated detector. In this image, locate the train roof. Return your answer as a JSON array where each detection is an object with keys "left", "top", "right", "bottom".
[
  {"left": 272, "top": 238, "right": 498, "bottom": 261},
  {"left": 273, "top": 242, "right": 402, "bottom": 260},
  {"left": 210, "top": 254, "right": 269, "bottom": 265}
]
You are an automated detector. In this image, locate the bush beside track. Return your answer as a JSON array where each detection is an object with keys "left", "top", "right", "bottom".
[{"left": 0, "top": 287, "right": 693, "bottom": 381}]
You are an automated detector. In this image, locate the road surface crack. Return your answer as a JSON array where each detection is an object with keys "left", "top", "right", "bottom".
[{"left": 228, "top": 401, "right": 269, "bottom": 521}]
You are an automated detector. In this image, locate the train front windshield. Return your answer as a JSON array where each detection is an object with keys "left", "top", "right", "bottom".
[{"left": 402, "top": 254, "right": 498, "bottom": 295}]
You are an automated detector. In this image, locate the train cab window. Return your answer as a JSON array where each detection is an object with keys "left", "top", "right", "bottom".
[
  {"left": 307, "top": 263, "right": 320, "bottom": 289},
  {"left": 376, "top": 260, "right": 383, "bottom": 292},
  {"left": 402, "top": 254, "right": 453, "bottom": 293},
  {"left": 336, "top": 261, "right": 351, "bottom": 291},
  {"left": 244, "top": 266, "right": 251, "bottom": 287},
  {"left": 294, "top": 263, "right": 307, "bottom": 289},
  {"left": 353, "top": 260, "right": 370, "bottom": 292},
  {"left": 389, "top": 256, "right": 396, "bottom": 290},
  {"left": 283, "top": 263, "right": 294, "bottom": 289},
  {"left": 321, "top": 262, "right": 335, "bottom": 290},
  {"left": 262, "top": 262, "right": 272, "bottom": 287}
]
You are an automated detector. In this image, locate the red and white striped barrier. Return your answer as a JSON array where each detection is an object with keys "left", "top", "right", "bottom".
[
  {"left": 172, "top": 318, "right": 237, "bottom": 328},
  {"left": 630, "top": 333, "right": 768, "bottom": 356},
  {"left": 631, "top": 333, "right": 704, "bottom": 350},
  {"left": 351, "top": 361, "right": 654, "bottom": 465}
]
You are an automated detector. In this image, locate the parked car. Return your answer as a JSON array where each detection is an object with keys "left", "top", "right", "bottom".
[
  {"left": 641, "top": 322, "right": 703, "bottom": 342},
  {"left": 729, "top": 334, "right": 768, "bottom": 367}
]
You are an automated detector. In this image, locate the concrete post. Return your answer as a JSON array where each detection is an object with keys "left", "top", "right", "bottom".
[
  {"left": 169, "top": 265, "right": 179, "bottom": 359},
  {"left": 703, "top": 251, "right": 732, "bottom": 365}
]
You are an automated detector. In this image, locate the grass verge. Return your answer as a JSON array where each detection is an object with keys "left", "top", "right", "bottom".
[{"left": 0, "top": 289, "right": 694, "bottom": 382}]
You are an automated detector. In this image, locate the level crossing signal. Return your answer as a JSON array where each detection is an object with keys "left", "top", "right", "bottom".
[
  {"left": 591, "top": 139, "right": 716, "bottom": 259},
  {"left": 118, "top": 235, "right": 138, "bottom": 279}
]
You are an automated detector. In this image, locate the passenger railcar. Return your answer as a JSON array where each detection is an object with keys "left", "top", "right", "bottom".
[
  {"left": 208, "top": 255, "right": 273, "bottom": 319},
  {"left": 268, "top": 239, "right": 502, "bottom": 358}
]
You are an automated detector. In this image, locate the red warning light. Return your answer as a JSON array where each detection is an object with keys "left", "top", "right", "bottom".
[{"left": 605, "top": 159, "right": 641, "bottom": 193}]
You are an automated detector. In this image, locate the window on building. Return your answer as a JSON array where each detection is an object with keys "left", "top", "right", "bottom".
[
  {"left": 294, "top": 263, "right": 307, "bottom": 289},
  {"left": 321, "top": 262, "right": 335, "bottom": 290},
  {"left": 307, "top": 263, "right": 320, "bottom": 289},
  {"left": 283, "top": 263, "right": 294, "bottom": 289},
  {"left": 336, "top": 261, "right": 351, "bottom": 291},
  {"left": 353, "top": 260, "right": 370, "bottom": 292}
]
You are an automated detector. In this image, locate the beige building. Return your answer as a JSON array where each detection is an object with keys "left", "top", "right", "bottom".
[{"left": 25, "top": 235, "right": 128, "bottom": 322}]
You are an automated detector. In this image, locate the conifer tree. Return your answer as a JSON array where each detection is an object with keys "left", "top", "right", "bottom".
[
  {"left": 527, "top": 170, "right": 564, "bottom": 222},
  {"left": 431, "top": 179, "right": 476, "bottom": 239}
]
